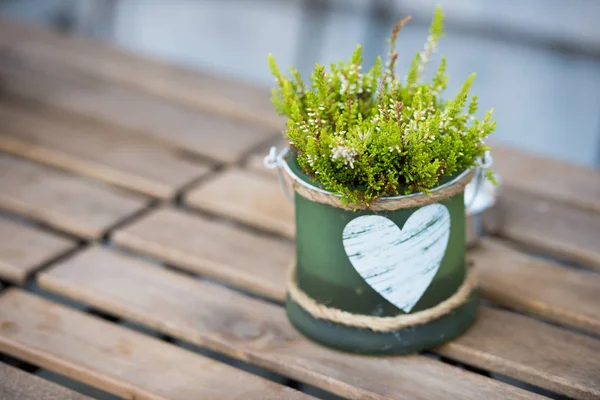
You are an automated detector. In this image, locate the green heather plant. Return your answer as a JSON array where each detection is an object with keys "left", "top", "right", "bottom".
[{"left": 269, "top": 6, "right": 496, "bottom": 207}]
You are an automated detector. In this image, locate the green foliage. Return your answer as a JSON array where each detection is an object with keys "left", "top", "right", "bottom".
[{"left": 268, "top": 5, "right": 495, "bottom": 208}]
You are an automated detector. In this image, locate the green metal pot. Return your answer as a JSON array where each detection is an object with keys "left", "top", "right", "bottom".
[{"left": 281, "top": 151, "right": 479, "bottom": 355}]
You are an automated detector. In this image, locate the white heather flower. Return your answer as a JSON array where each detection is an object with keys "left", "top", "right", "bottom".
[
  {"left": 340, "top": 81, "right": 348, "bottom": 95},
  {"left": 417, "top": 35, "right": 437, "bottom": 80},
  {"left": 306, "top": 154, "right": 315, "bottom": 167},
  {"left": 331, "top": 145, "right": 358, "bottom": 169}
]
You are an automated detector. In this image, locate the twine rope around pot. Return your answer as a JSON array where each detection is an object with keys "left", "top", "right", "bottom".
[
  {"left": 266, "top": 147, "right": 475, "bottom": 210},
  {"left": 287, "top": 265, "right": 477, "bottom": 332}
]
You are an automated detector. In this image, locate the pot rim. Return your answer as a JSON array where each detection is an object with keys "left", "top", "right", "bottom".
[{"left": 277, "top": 146, "right": 474, "bottom": 203}]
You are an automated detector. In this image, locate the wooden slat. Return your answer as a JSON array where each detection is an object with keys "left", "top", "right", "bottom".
[
  {"left": 0, "top": 101, "right": 212, "bottom": 199},
  {"left": 185, "top": 169, "right": 294, "bottom": 238},
  {"left": 0, "top": 155, "right": 147, "bottom": 239},
  {"left": 472, "top": 239, "right": 600, "bottom": 335},
  {"left": 38, "top": 246, "right": 542, "bottom": 400},
  {"left": 483, "top": 144, "right": 600, "bottom": 269},
  {"left": 437, "top": 307, "right": 600, "bottom": 400},
  {"left": 0, "top": 289, "right": 311, "bottom": 400},
  {"left": 0, "top": 363, "right": 92, "bottom": 400},
  {"left": 112, "top": 206, "right": 292, "bottom": 301},
  {"left": 0, "top": 218, "right": 75, "bottom": 284},
  {"left": 495, "top": 187, "right": 600, "bottom": 271},
  {"left": 493, "top": 144, "right": 600, "bottom": 214},
  {"left": 0, "top": 17, "right": 284, "bottom": 131},
  {"left": 0, "top": 51, "right": 272, "bottom": 163}
]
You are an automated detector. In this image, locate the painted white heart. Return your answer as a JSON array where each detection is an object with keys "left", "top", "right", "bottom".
[{"left": 342, "top": 204, "right": 451, "bottom": 313}]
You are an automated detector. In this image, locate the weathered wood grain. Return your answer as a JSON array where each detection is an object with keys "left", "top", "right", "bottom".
[
  {"left": 0, "top": 289, "right": 311, "bottom": 400},
  {"left": 0, "top": 51, "right": 272, "bottom": 163},
  {"left": 0, "top": 17, "right": 284, "bottom": 131},
  {"left": 493, "top": 144, "right": 600, "bottom": 214},
  {"left": 0, "top": 155, "right": 147, "bottom": 239},
  {"left": 342, "top": 208, "right": 450, "bottom": 313},
  {"left": 185, "top": 169, "right": 294, "bottom": 238},
  {"left": 112, "top": 206, "right": 292, "bottom": 301},
  {"left": 38, "top": 246, "right": 542, "bottom": 400},
  {"left": 437, "top": 306, "right": 600, "bottom": 400},
  {"left": 0, "top": 363, "right": 92, "bottom": 400},
  {"left": 495, "top": 187, "right": 600, "bottom": 271},
  {"left": 472, "top": 239, "right": 600, "bottom": 336},
  {"left": 0, "top": 101, "right": 212, "bottom": 199},
  {"left": 0, "top": 218, "right": 75, "bottom": 284}
]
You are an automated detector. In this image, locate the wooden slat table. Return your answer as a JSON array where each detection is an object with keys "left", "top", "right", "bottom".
[{"left": 0, "top": 17, "right": 599, "bottom": 400}]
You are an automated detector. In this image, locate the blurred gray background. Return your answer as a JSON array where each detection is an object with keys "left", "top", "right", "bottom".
[{"left": 2, "top": 0, "right": 600, "bottom": 168}]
